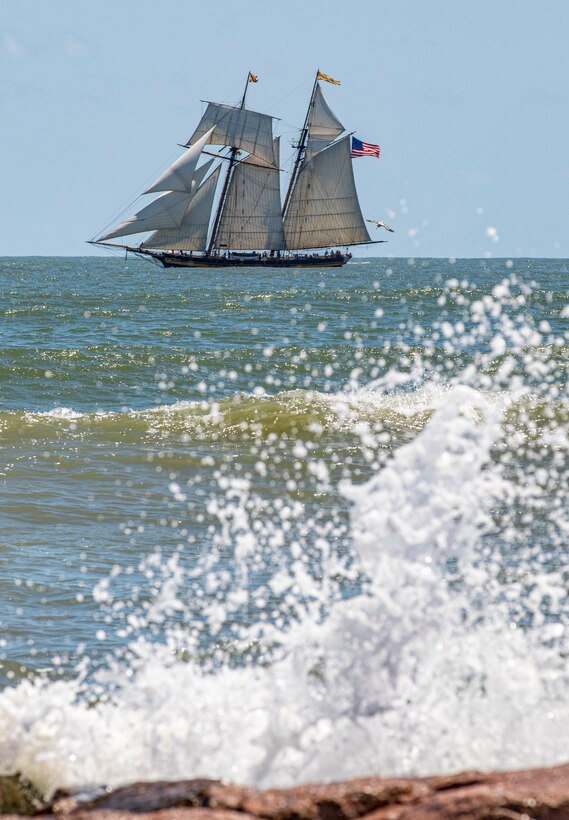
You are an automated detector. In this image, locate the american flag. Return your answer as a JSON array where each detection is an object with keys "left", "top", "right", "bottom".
[{"left": 351, "top": 137, "right": 381, "bottom": 158}]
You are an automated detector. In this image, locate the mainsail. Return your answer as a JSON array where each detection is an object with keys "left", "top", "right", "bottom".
[
  {"left": 142, "top": 165, "right": 221, "bottom": 251},
  {"left": 284, "top": 135, "right": 371, "bottom": 250},
  {"left": 215, "top": 138, "right": 286, "bottom": 251}
]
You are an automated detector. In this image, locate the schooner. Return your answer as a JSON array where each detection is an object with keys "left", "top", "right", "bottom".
[{"left": 89, "top": 71, "right": 385, "bottom": 268}]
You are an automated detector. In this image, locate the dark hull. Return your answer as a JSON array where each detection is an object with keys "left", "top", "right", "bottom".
[{"left": 148, "top": 252, "right": 352, "bottom": 269}]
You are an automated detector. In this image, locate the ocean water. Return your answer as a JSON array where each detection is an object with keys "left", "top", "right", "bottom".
[{"left": 0, "top": 255, "right": 567, "bottom": 796}]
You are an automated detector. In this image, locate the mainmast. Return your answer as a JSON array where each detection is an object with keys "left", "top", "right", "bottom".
[
  {"left": 282, "top": 70, "right": 320, "bottom": 219},
  {"left": 282, "top": 72, "right": 372, "bottom": 252},
  {"left": 207, "top": 72, "right": 252, "bottom": 255}
]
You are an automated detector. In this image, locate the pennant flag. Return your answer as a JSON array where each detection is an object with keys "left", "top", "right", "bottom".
[
  {"left": 248, "top": 72, "right": 259, "bottom": 83},
  {"left": 317, "top": 71, "right": 340, "bottom": 85},
  {"left": 351, "top": 137, "right": 381, "bottom": 158}
]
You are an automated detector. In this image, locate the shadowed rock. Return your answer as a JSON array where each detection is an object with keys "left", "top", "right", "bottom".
[
  {"left": 0, "top": 774, "right": 47, "bottom": 815},
  {"left": 64, "top": 780, "right": 220, "bottom": 814}
]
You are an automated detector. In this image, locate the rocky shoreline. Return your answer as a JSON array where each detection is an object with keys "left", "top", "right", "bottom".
[{"left": 3, "top": 763, "right": 569, "bottom": 819}]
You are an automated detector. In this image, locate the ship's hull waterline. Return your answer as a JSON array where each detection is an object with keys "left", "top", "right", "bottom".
[
  {"left": 149, "top": 251, "right": 352, "bottom": 269},
  {"left": 90, "top": 242, "right": 352, "bottom": 268}
]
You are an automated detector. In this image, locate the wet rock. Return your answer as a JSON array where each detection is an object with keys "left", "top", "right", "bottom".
[
  {"left": 58, "top": 779, "right": 220, "bottom": 814},
  {"left": 207, "top": 778, "right": 427, "bottom": 820},
  {"left": 66, "top": 811, "right": 254, "bottom": 820},
  {"left": 7, "top": 762, "right": 569, "bottom": 819}
]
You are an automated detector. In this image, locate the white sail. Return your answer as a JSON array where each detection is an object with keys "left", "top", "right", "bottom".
[
  {"left": 284, "top": 136, "right": 371, "bottom": 250},
  {"left": 215, "top": 138, "right": 286, "bottom": 251},
  {"left": 98, "top": 191, "right": 192, "bottom": 242},
  {"left": 186, "top": 157, "right": 215, "bottom": 190},
  {"left": 142, "top": 166, "right": 221, "bottom": 251},
  {"left": 144, "top": 127, "right": 215, "bottom": 194},
  {"left": 305, "top": 84, "right": 345, "bottom": 160},
  {"left": 187, "top": 103, "right": 277, "bottom": 169},
  {"left": 98, "top": 160, "right": 214, "bottom": 244}
]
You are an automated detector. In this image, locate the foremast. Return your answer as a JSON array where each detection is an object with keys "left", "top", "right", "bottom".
[{"left": 206, "top": 72, "right": 252, "bottom": 255}]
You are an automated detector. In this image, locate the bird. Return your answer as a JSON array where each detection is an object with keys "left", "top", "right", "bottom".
[{"left": 367, "top": 219, "right": 395, "bottom": 233}]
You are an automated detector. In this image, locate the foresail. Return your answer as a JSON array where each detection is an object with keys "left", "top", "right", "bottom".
[
  {"left": 215, "top": 138, "right": 286, "bottom": 251},
  {"left": 142, "top": 166, "right": 221, "bottom": 251},
  {"left": 144, "top": 127, "right": 215, "bottom": 195},
  {"left": 186, "top": 157, "right": 215, "bottom": 191},
  {"left": 284, "top": 136, "right": 371, "bottom": 250},
  {"left": 187, "top": 103, "right": 277, "bottom": 169},
  {"left": 97, "top": 159, "right": 215, "bottom": 244},
  {"left": 98, "top": 191, "right": 191, "bottom": 242},
  {"left": 305, "top": 84, "right": 345, "bottom": 160}
]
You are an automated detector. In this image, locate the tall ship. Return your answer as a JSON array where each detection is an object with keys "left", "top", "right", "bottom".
[{"left": 89, "top": 71, "right": 386, "bottom": 268}]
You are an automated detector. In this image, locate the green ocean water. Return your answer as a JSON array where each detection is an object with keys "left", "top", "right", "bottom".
[{"left": 0, "top": 255, "right": 567, "bottom": 792}]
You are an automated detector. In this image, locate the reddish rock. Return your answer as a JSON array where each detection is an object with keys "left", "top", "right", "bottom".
[
  {"left": 6, "top": 762, "right": 569, "bottom": 819},
  {"left": 208, "top": 777, "right": 427, "bottom": 820},
  {"left": 67, "top": 811, "right": 254, "bottom": 820}
]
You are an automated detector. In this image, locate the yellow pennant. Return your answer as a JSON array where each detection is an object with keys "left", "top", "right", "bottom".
[{"left": 317, "top": 71, "right": 340, "bottom": 85}]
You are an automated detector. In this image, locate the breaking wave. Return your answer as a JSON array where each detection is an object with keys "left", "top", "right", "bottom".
[{"left": 1, "top": 384, "right": 567, "bottom": 447}]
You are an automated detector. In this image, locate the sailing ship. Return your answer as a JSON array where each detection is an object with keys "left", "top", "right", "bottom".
[{"left": 89, "top": 71, "right": 385, "bottom": 268}]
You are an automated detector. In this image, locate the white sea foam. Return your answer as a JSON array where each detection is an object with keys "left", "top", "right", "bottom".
[
  {"left": 24, "top": 384, "right": 508, "bottom": 430},
  {"left": 18, "top": 389, "right": 442, "bottom": 441},
  {"left": 37, "top": 407, "right": 86, "bottom": 420},
  {"left": 1, "top": 378, "right": 568, "bottom": 797},
  {"left": 1, "top": 274, "right": 567, "bottom": 797}
]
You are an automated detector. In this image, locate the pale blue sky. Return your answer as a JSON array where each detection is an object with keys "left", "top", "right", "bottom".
[{"left": 1, "top": 0, "right": 568, "bottom": 258}]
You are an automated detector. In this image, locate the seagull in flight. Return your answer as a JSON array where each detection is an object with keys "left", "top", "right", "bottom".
[{"left": 367, "top": 219, "right": 395, "bottom": 233}]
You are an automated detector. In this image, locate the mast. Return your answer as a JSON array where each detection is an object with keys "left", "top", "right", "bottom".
[
  {"left": 207, "top": 72, "right": 252, "bottom": 255},
  {"left": 282, "top": 69, "right": 320, "bottom": 219}
]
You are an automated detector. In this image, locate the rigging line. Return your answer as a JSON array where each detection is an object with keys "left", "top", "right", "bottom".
[
  {"left": 266, "top": 76, "right": 311, "bottom": 114},
  {"left": 275, "top": 125, "right": 303, "bottom": 134},
  {"left": 200, "top": 77, "right": 244, "bottom": 110},
  {"left": 201, "top": 74, "right": 256, "bottom": 114},
  {"left": 220, "top": 78, "right": 247, "bottom": 107}
]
